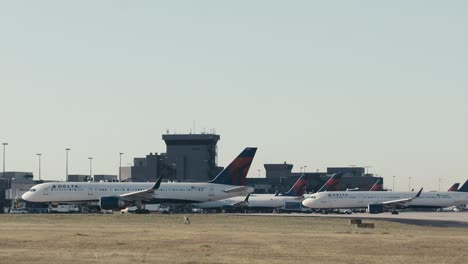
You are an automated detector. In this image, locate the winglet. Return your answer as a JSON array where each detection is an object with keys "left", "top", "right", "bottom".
[
  {"left": 244, "top": 193, "right": 250, "bottom": 203},
  {"left": 152, "top": 177, "right": 162, "bottom": 190},
  {"left": 415, "top": 188, "right": 423, "bottom": 198}
]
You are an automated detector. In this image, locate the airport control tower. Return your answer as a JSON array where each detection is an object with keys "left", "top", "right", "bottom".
[{"left": 163, "top": 133, "right": 222, "bottom": 182}]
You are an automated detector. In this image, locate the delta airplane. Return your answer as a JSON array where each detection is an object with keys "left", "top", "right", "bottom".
[
  {"left": 302, "top": 180, "right": 468, "bottom": 211},
  {"left": 195, "top": 172, "right": 346, "bottom": 211},
  {"left": 193, "top": 174, "right": 309, "bottom": 211},
  {"left": 22, "top": 148, "right": 257, "bottom": 211}
]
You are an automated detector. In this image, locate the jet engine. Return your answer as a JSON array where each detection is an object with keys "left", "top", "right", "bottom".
[{"left": 99, "top": 196, "right": 129, "bottom": 210}]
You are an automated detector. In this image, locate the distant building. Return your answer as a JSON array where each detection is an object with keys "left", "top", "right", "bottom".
[
  {"left": 0, "top": 172, "right": 34, "bottom": 182},
  {"left": 1, "top": 172, "right": 39, "bottom": 211},
  {"left": 263, "top": 163, "right": 294, "bottom": 185},
  {"left": 249, "top": 165, "right": 384, "bottom": 194},
  {"left": 327, "top": 167, "right": 366, "bottom": 177},
  {"left": 93, "top": 174, "right": 118, "bottom": 182},
  {"left": 163, "top": 134, "right": 222, "bottom": 182},
  {"left": 128, "top": 152, "right": 171, "bottom": 182},
  {"left": 68, "top": 174, "right": 89, "bottom": 182},
  {"left": 124, "top": 133, "right": 224, "bottom": 182}
]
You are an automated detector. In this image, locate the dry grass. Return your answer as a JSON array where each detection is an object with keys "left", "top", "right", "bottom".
[{"left": 0, "top": 214, "right": 467, "bottom": 264}]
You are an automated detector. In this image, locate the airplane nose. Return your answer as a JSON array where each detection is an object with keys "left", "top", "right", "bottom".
[
  {"left": 21, "top": 192, "right": 31, "bottom": 201},
  {"left": 302, "top": 199, "right": 312, "bottom": 208}
]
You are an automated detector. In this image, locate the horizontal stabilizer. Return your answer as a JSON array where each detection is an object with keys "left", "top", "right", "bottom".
[{"left": 223, "top": 186, "right": 252, "bottom": 194}]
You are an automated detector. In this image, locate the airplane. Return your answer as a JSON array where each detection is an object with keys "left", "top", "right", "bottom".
[
  {"left": 193, "top": 174, "right": 308, "bottom": 211},
  {"left": 22, "top": 147, "right": 257, "bottom": 211},
  {"left": 302, "top": 180, "right": 468, "bottom": 213},
  {"left": 448, "top": 183, "right": 460, "bottom": 192}
]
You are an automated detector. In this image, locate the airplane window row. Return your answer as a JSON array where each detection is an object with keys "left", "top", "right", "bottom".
[
  {"left": 50, "top": 189, "right": 83, "bottom": 192},
  {"left": 159, "top": 189, "right": 205, "bottom": 192}
]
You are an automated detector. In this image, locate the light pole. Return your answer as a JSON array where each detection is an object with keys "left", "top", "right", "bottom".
[
  {"left": 408, "top": 176, "right": 412, "bottom": 192},
  {"left": 65, "top": 148, "right": 71, "bottom": 181},
  {"left": 304, "top": 166, "right": 307, "bottom": 173},
  {"left": 438, "top": 178, "right": 441, "bottom": 192},
  {"left": 88, "top": 157, "right": 93, "bottom": 181},
  {"left": 364, "top": 166, "right": 372, "bottom": 175},
  {"left": 119, "top": 153, "right": 123, "bottom": 182},
  {"left": 392, "top": 176, "right": 395, "bottom": 192},
  {"left": 36, "top": 153, "right": 42, "bottom": 181},
  {"left": 300, "top": 167, "right": 303, "bottom": 173},
  {"left": 2, "top": 143, "right": 7, "bottom": 178}
]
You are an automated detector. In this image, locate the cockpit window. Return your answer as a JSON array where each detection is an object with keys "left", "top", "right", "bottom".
[{"left": 30, "top": 188, "right": 36, "bottom": 192}]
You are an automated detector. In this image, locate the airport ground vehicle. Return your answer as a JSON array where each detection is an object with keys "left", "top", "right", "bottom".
[
  {"left": 9, "top": 208, "right": 28, "bottom": 214},
  {"left": 48, "top": 204, "right": 80, "bottom": 213},
  {"left": 124, "top": 204, "right": 171, "bottom": 214},
  {"left": 276, "top": 201, "right": 312, "bottom": 213},
  {"left": 336, "top": 208, "right": 352, "bottom": 214}
]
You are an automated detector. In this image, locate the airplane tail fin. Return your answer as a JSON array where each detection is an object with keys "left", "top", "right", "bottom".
[
  {"left": 317, "top": 172, "right": 343, "bottom": 192},
  {"left": 448, "top": 183, "right": 460, "bottom": 192},
  {"left": 370, "top": 179, "right": 383, "bottom": 191},
  {"left": 457, "top": 180, "right": 468, "bottom": 192},
  {"left": 284, "top": 174, "right": 308, "bottom": 196},
  {"left": 209, "top": 147, "right": 257, "bottom": 186}
]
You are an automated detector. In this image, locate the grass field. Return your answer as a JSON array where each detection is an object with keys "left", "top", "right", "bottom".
[{"left": 0, "top": 214, "right": 467, "bottom": 264}]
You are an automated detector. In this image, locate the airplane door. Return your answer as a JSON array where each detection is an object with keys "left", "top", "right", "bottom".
[
  {"left": 43, "top": 187, "right": 48, "bottom": 195},
  {"left": 209, "top": 187, "right": 214, "bottom": 197},
  {"left": 88, "top": 186, "right": 94, "bottom": 196}
]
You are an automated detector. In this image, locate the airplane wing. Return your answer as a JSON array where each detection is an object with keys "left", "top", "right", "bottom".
[
  {"left": 223, "top": 186, "right": 252, "bottom": 194},
  {"left": 379, "top": 188, "right": 423, "bottom": 208},
  {"left": 120, "top": 177, "right": 162, "bottom": 202}
]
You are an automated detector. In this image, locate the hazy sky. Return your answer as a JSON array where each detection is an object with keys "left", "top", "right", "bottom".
[{"left": 1, "top": 1, "right": 467, "bottom": 191}]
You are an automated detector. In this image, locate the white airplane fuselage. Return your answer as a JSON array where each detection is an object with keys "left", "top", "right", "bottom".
[
  {"left": 194, "top": 194, "right": 301, "bottom": 209},
  {"left": 22, "top": 181, "right": 253, "bottom": 204},
  {"left": 302, "top": 191, "right": 468, "bottom": 209}
]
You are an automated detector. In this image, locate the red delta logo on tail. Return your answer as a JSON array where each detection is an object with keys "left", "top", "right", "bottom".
[
  {"left": 324, "top": 173, "right": 344, "bottom": 191},
  {"left": 284, "top": 174, "right": 308, "bottom": 196},
  {"left": 448, "top": 183, "right": 460, "bottom": 192},
  {"left": 227, "top": 156, "right": 255, "bottom": 186},
  {"left": 370, "top": 179, "right": 383, "bottom": 191},
  {"left": 210, "top": 148, "right": 257, "bottom": 186}
]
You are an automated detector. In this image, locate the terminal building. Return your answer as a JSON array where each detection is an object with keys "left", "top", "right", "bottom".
[
  {"left": 247, "top": 163, "right": 383, "bottom": 194},
  {"left": 121, "top": 133, "right": 223, "bottom": 182},
  {"left": 0, "top": 172, "right": 40, "bottom": 212}
]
